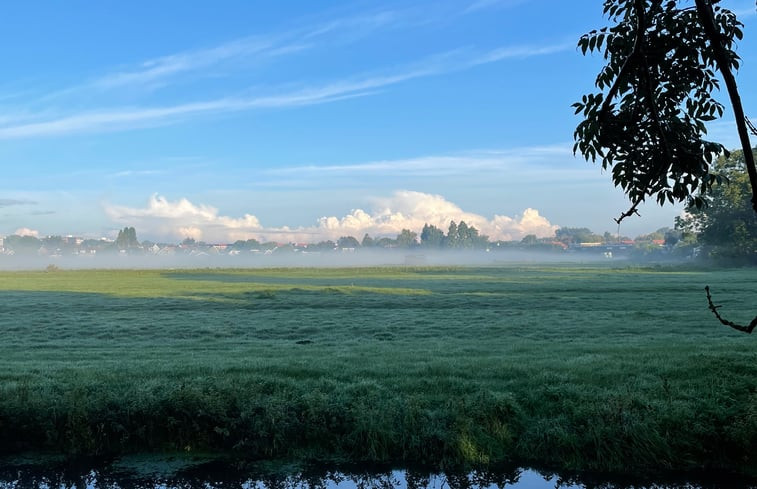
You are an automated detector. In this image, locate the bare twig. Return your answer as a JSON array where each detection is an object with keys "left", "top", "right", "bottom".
[
  {"left": 615, "top": 200, "right": 642, "bottom": 224},
  {"left": 747, "top": 116, "right": 757, "bottom": 137},
  {"left": 705, "top": 286, "right": 757, "bottom": 333}
]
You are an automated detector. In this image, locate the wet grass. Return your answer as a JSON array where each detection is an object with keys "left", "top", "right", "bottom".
[{"left": 0, "top": 265, "right": 755, "bottom": 476}]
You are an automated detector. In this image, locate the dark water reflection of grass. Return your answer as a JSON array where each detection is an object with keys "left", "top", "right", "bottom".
[{"left": 0, "top": 456, "right": 754, "bottom": 489}]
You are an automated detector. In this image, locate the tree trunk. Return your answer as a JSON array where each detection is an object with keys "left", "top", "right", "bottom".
[{"left": 695, "top": 0, "right": 757, "bottom": 215}]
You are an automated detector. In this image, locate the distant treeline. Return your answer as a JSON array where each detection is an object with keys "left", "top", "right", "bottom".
[
  {"left": 1, "top": 211, "right": 752, "bottom": 265},
  {"left": 0, "top": 222, "right": 681, "bottom": 256}
]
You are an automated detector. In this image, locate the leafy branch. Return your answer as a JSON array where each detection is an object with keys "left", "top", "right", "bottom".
[
  {"left": 574, "top": 0, "right": 737, "bottom": 226},
  {"left": 610, "top": 0, "right": 675, "bottom": 224},
  {"left": 577, "top": 0, "right": 756, "bottom": 333}
]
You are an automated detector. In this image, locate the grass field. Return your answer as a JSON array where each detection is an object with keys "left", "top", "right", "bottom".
[{"left": 0, "top": 265, "right": 756, "bottom": 476}]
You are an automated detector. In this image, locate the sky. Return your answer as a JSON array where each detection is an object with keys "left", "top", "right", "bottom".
[{"left": 0, "top": 0, "right": 756, "bottom": 243}]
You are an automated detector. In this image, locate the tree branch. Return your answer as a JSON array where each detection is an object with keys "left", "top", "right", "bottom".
[
  {"left": 614, "top": 202, "right": 642, "bottom": 224},
  {"left": 614, "top": 172, "right": 665, "bottom": 223},
  {"left": 634, "top": 0, "right": 675, "bottom": 167},
  {"left": 705, "top": 286, "right": 757, "bottom": 333},
  {"left": 694, "top": 2, "right": 757, "bottom": 336},
  {"left": 604, "top": 1, "right": 671, "bottom": 225},
  {"left": 598, "top": 2, "right": 648, "bottom": 123}
]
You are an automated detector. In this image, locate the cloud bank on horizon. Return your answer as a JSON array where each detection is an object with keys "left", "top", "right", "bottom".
[
  {"left": 104, "top": 191, "right": 557, "bottom": 244},
  {"left": 12, "top": 227, "right": 40, "bottom": 238}
]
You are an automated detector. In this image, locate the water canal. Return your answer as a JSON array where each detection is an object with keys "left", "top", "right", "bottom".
[{"left": 0, "top": 457, "right": 752, "bottom": 489}]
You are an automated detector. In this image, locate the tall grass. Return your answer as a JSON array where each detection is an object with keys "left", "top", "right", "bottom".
[{"left": 0, "top": 265, "right": 755, "bottom": 475}]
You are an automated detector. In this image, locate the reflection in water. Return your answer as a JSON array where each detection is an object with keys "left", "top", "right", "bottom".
[
  {"left": 0, "top": 466, "right": 554, "bottom": 489},
  {"left": 0, "top": 459, "right": 752, "bottom": 489}
]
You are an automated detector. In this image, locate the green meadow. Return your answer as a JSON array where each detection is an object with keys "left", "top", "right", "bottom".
[{"left": 0, "top": 265, "right": 756, "bottom": 476}]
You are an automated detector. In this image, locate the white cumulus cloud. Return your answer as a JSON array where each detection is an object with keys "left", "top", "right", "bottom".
[
  {"left": 13, "top": 227, "right": 40, "bottom": 237},
  {"left": 104, "top": 191, "right": 557, "bottom": 243},
  {"left": 104, "top": 194, "right": 262, "bottom": 242}
]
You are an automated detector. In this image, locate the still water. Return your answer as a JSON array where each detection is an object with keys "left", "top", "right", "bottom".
[
  {"left": 0, "top": 457, "right": 754, "bottom": 489},
  {"left": 0, "top": 454, "right": 757, "bottom": 489}
]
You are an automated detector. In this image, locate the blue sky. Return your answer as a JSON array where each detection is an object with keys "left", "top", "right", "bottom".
[{"left": 1, "top": 0, "right": 755, "bottom": 243}]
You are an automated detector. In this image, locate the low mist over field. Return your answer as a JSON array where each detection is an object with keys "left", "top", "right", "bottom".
[
  {"left": 0, "top": 219, "right": 689, "bottom": 270},
  {"left": 0, "top": 248, "right": 628, "bottom": 271}
]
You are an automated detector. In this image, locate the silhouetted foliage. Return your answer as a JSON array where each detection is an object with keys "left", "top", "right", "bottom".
[
  {"left": 578, "top": 0, "right": 757, "bottom": 333},
  {"left": 230, "top": 238, "right": 262, "bottom": 251},
  {"left": 575, "top": 0, "right": 755, "bottom": 222},
  {"left": 361, "top": 233, "right": 375, "bottom": 247},
  {"left": 337, "top": 236, "right": 361, "bottom": 249},
  {"left": 556, "top": 227, "right": 602, "bottom": 245},
  {"left": 420, "top": 224, "right": 445, "bottom": 248},
  {"left": 678, "top": 149, "right": 757, "bottom": 264},
  {"left": 396, "top": 229, "right": 419, "bottom": 248},
  {"left": 116, "top": 227, "right": 139, "bottom": 249},
  {"left": 5, "top": 235, "right": 42, "bottom": 255}
]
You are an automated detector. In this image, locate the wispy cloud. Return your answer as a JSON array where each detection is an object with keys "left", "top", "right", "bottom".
[
  {"left": 704, "top": 119, "right": 743, "bottom": 151},
  {"left": 0, "top": 100, "right": 236, "bottom": 139},
  {"left": 734, "top": 8, "right": 756, "bottom": 17},
  {"left": 32, "top": 38, "right": 306, "bottom": 105},
  {"left": 268, "top": 145, "right": 577, "bottom": 178},
  {"left": 93, "top": 37, "right": 283, "bottom": 90},
  {"left": 303, "top": 10, "right": 400, "bottom": 39},
  {"left": 252, "top": 144, "right": 608, "bottom": 196},
  {"left": 0, "top": 87, "right": 383, "bottom": 139},
  {"left": 731, "top": 1, "right": 757, "bottom": 17},
  {"left": 270, "top": 155, "right": 512, "bottom": 178},
  {"left": 0, "top": 198, "right": 36, "bottom": 207},
  {"left": 46, "top": 8, "right": 409, "bottom": 99},
  {"left": 0, "top": 42, "right": 570, "bottom": 140},
  {"left": 464, "top": 0, "right": 528, "bottom": 14},
  {"left": 109, "top": 170, "right": 166, "bottom": 178},
  {"left": 469, "top": 42, "right": 573, "bottom": 64},
  {"left": 0, "top": 1, "right": 571, "bottom": 141}
]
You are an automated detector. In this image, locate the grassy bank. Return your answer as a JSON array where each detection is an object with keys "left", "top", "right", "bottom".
[{"left": 0, "top": 265, "right": 755, "bottom": 475}]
